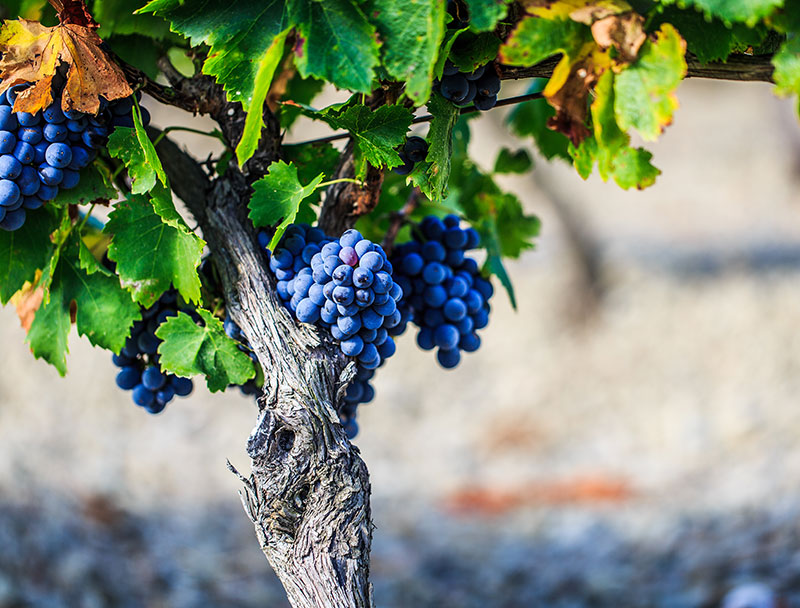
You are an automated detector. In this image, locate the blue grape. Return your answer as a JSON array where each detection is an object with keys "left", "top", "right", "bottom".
[{"left": 116, "top": 366, "right": 141, "bottom": 390}]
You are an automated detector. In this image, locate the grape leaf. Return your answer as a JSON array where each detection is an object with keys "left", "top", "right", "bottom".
[
  {"left": 569, "top": 69, "right": 660, "bottom": 189},
  {"left": 494, "top": 148, "right": 533, "bottom": 174},
  {"left": 499, "top": 15, "right": 591, "bottom": 66},
  {"left": 248, "top": 161, "right": 324, "bottom": 250},
  {"left": 105, "top": 196, "right": 204, "bottom": 307},
  {"left": 107, "top": 125, "right": 167, "bottom": 196},
  {"left": 614, "top": 23, "right": 687, "bottom": 141},
  {"left": 0, "top": 19, "right": 133, "bottom": 114},
  {"left": 773, "top": 37, "right": 800, "bottom": 101},
  {"left": 94, "top": 0, "right": 172, "bottom": 39},
  {"left": 411, "top": 93, "right": 459, "bottom": 203},
  {"left": 433, "top": 27, "right": 467, "bottom": 79},
  {"left": 155, "top": 310, "right": 256, "bottom": 392},
  {"left": 289, "top": 0, "right": 380, "bottom": 93},
  {"left": 51, "top": 162, "right": 118, "bottom": 207},
  {"left": 369, "top": 0, "right": 446, "bottom": 105},
  {"left": 649, "top": 6, "right": 734, "bottom": 63},
  {"left": 281, "top": 142, "right": 340, "bottom": 206},
  {"left": 449, "top": 31, "right": 501, "bottom": 72},
  {"left": 138, "top": 0, "right": 291, "bottom": 166},
  {"left": 664, "top": 0, "right": 785, "bottom": 25},
  {"left": 0, "top": 207, "right": 58, "bottom": 305},
  {"left": 307, "top": 102, "right": 413, "bottom": 178},
  {"left": 27, "top": 233, "right": 141, "bottom": 375},
  {"left": 507, "top": 82, "right": 571, "bottom": 162},
  {"left": 463, "top": 0, "right": 512, "bottom": 32}
]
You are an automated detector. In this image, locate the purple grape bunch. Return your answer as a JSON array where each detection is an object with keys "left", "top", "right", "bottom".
[
  {"left": 393, "top": 135, "right": 429, "bottom": 176},
  {"left": 391, "top": 214, "right": 493, "bottom": 369},
  {"left": 435, "top": 60, "right": 500, "bottom": 111},
  {"left": 112, "top": 290, "right": 194, "bottom": 413},
  {"left": 263, "top": 224, "right": 404, "bottom": 438},
  {"left": 0, "top": 78, "right": 146, "bottom": 231}
]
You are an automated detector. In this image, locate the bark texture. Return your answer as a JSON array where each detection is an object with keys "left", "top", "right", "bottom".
[{"left": 155, "top": 101, "right": 374, "bottom": 607}]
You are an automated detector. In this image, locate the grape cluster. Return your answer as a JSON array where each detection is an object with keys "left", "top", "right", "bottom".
[
  {"left": 436, "top": 60, "right": 500, "bottom": 111},
  {"left": 391, "top": 214, "right": 493, "bottom": 369},
  {"left": 0, "top": 79, "right": 144, "bottom": 231},
  {"left": 264, "top": 224, "right": 403, "bottom": 438},
  {"left": 112, "top": 290, "right": 194, "bottom": 413},
  {"left": 393, "top": 136, "right": 429, "bottom": 176}
]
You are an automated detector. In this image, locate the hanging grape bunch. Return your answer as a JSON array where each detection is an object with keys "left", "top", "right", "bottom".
[
  {"left": 393, "top": 135, "right": 429, "bottom": 176},
  {"left": 262, "top": 224, "right": 404, "bottom": 437},
  {"left": 0, "top": 74, "right": 145, "bottom": 231},
  {"left": 113, "top": 290, "right": 194, "bottom": 413},
  {"left": 435, "top": 60, "right": 501, "bottom": 111},
  {"left": 391, "top": 214, "right": 493, "bottom": 369}
]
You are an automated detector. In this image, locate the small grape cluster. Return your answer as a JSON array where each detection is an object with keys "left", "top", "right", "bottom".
[
  {"left": 393, "top": 136, "right": 429, "bottom": 176},
  {"left": 113, "top": 290, "right": 194, "bottom": 413},
  {"left": 391, "top": 214, "right": 493, "bottom": 369},
  {"left": 436, "top": 60, "right": 500, "bottom": 111},
  {"left": 264, "top": 224, "right": 403, "bottom": 438},
  {"left": 0, "top": 78, "right": 144, "bottom": 231}
]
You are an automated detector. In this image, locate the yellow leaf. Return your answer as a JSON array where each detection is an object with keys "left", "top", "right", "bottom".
[{"left": 0, "top": 19, "right": 132, "bottom": 115}]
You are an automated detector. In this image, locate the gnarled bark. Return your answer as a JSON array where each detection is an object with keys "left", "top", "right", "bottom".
[{"left": 155, "top": 105, "right": 374, "bottom": 607}]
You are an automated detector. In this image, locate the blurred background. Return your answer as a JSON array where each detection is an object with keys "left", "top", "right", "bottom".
[{"left": 2, "top": 77, "right": 800, "bottom": 607}]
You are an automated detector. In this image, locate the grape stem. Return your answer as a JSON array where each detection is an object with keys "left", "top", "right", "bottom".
[
  {"left": 290, "top": 91, "right": 545, "bottom": 147},
  {"left": 315, "top": 177, "right": 365, "bottom": 189}
]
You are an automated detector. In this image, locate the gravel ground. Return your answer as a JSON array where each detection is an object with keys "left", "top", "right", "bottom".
[{"left": 1, "top": 79, "right": 800, "bottom": 606}]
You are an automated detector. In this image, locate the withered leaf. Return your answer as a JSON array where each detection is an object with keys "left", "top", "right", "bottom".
[
  {"left": 14, "top": 283, "right": 43, "bottom": 332},
  {"left": 591, "top": 12, "right": 645, "bottom": 63},
  {"left": 0, "top": 19, "right": 131, "bottom": 115}
]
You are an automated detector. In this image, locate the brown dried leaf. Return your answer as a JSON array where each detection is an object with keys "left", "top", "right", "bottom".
[
  {"left": 0, "top": 19, "right": 131, "bottom": 115},
  {"left": 591, "top": 12, "right": 645, "bottom": 63},
  {"left": 14, "top": 283, "right": 43, "bottom": 332}
]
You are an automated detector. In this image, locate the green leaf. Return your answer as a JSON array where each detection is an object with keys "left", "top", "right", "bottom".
[
  {"left": 650, "top": 6, "right": 734, "bottom": 63},
  {"left": 463, "top": 0, "right": 512, "bottom": 32},
  {"left": 614, "top": 23, "right": 687, "bottom": 141},
  {"left": 667, "top": 0, "right": 785, "bottom": 25},
  {"left": 493, "top": 148, "right": 533, "bottom": 174},
  {"left": 574, "top": 69, "right": 661, "bottom": 190},
  {"left": 773, "top": 37, "right": 800, "bottom": 100},
  {"left": 281, "top": 142, "right": 341, "bottom": 205},
  {"left": 449, "top": 31, "right": 501, "bottom": 72},
  {"left": 138, "top": 0, "right": 291, "bottom": 165},
  {"left": 308, "top": 102, "right": 413, "bottom": 178},
  {"left": 433, "top": 28, "right": 467, "bottom": 80},
  {"left": 499, "top": 15, "right": 590, "bottom": 67},
  {"left": 248, "top": 161, "right": 324, "bottom": 249},
  {"left": 105, "top": 196, "right": 205, "bottom": 307},
  {"left": 51, "top": 162, "right": 117, "bottom": 207},
  {"left": 507, "top": 82, "right": 570, "bottom": 162},
  {"left": 411, "top": 93, "right": 459, "bottom": 202},
  {"left": 0, "top": 207, "right": 58, "bottom": 304},
  {"left": 235, "top": 28, "right": 290, "bottom": 165},
  {"left": 155, "top": 309, "right": 256, "bottom": 392},
  {"left": 28, "top": 234, "right": 141, "bottom": 375},
  {"left": 289, "top": 0, "right": 379, "bottom": 93},
  {"left": 107, "top": 123, "right": 167, "bottom": 195},
  {"left": 95, "top": 0, "right": 172, "bottom": 38},
  {"left": 369, "top": 0, "right": 446, "bottom": 105}
]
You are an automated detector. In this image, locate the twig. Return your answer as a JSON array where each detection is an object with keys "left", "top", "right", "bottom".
[
  {"left": 292, "top": 91, "right": 546, "bottom": 147},
  {"left": 382, "top": 187, "right": 422, "bottom": 254}
]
